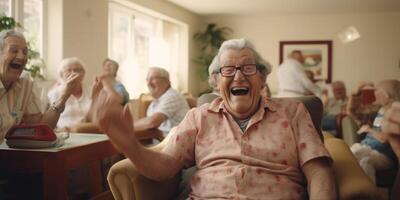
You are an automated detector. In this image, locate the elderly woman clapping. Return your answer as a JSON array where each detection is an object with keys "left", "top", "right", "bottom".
[{"left": 0, "top": 29, "right": 80, "bottom": 142}]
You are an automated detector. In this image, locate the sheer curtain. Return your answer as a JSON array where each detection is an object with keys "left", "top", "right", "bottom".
[{"left": 109, "top": 2, "right": 185, "bottom": 98}]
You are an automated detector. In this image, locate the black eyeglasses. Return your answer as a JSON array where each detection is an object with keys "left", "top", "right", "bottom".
[{"left": 219, "top": 64, "right": 259, "bottom": 77}]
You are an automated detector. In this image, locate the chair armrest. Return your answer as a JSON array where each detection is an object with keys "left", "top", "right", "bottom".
[
  {"left": 71, "top": 122, "right": 102, "bottom": 133},
  {"left": 341, "top": 116, "right": 363, "bottom": 146},
  {"left": 324, "top": 138, "right": 379, "bottom": 200},
  {"left": 107, "top": 158, "right": 180, "bottom": 200}
]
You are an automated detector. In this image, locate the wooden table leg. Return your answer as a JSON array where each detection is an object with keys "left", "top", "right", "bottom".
[{"left": 43, "top": 157, "right": 67, "bottom": 200}]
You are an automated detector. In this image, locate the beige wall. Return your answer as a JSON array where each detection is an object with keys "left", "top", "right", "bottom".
[
  {"left": 205, "top": 12, "right": 400, "bottom": 94},
  {"left": 45, "top": 0, "right": 205, "bottom": 95},
  {"left": 45, "top": 0, "right": 63, "bottom": 80},
  {"left": 45, "top": 1, "right": 400, "bottom": 96}
]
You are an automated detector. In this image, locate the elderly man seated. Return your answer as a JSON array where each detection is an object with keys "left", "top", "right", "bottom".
[
  {"left": 89, "top": 39, "right": 336, "bottom": 199},
  {"left": 134, "top": 67, "right": 190, "bottom": 135},
  {"left": 322, "top": 80, "right": 348, "bottom": 136}
]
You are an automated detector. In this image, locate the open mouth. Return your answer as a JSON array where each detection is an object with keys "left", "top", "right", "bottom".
[
  {"left": 9, "top": 63, "right": 22, "bottom": 70},
  {"left": 231, "top": 87, "right": 249, "bottom": 96}
]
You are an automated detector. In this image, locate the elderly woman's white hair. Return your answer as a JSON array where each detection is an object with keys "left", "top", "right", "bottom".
[
  {"left": 57, "top": 57, "right": 86, "bottom": 78},
  {"left": 208, "top": 38, "right": 272, "bottom": 88},
  {"left": 0, "top": 29, "right": 26, "bottom": 54}
]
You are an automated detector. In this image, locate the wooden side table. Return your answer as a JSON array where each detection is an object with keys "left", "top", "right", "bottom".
[{"left": 0, "top": 133, "right": 118, "bottom": 200}]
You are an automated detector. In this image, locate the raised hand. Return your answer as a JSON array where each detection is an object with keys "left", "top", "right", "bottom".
[
  {"left": 60, "top": 72, "right": 81, "bottom": 98},
  {"left": 88, "top": 75, "right": 137, "bottom": 152}
]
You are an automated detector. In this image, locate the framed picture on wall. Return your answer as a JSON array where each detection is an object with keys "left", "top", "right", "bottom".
[{"left": 279, "top": 40, "right": 332, "bottom": 83}]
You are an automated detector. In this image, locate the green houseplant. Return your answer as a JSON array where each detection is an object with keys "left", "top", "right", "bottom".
[
  {"left": 0, "top": 15, "right": 45, "bottom": 80},
  {"left": 193, "top": 23, "right": 232, "bottom": 81}
]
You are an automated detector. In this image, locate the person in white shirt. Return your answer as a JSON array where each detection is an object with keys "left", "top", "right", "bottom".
[
  {"left": 47, "top": 57, "right": 91, "bottom": 130},
  {"left": 134, "top": 67, "right": 190, "bottom": 135},
  {"left": 277, "top": 50, "right": 321, "bottom": 97}
]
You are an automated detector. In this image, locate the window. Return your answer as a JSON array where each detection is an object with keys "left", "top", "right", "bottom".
[
  {"left": 109, "top": 1, "right": 188, "bottom": 98},
  {"left": 0, "top": 0, "right": 44, "bottom": 56},
  {"left": 0, "top": 0, "right": 10, "bottom": 16}
]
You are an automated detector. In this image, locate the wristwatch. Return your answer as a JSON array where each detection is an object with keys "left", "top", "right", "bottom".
[{"left": 51, "top": 102, "right": 65, "bottom": 114}]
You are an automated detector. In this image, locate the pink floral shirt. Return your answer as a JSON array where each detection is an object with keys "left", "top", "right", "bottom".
[{"left": 163, "top": 97, "right": 331, "bottom": 199}]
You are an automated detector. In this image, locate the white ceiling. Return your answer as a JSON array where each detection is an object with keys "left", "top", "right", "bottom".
[{"left": 167, "top": 0, "right": 400, "bottom": 16}]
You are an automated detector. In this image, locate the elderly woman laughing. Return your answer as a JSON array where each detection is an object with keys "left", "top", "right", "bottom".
[
  {"left": 0, "top": 29, "right": 81, "bottom": 143},
  {"left": 89, "top": 38, "right": 336, "bottom": 199}
]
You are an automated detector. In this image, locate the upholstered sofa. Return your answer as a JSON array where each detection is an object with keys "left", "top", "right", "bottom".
[{"left": 107, "top": 97, "right": 379, "bottom": 200}]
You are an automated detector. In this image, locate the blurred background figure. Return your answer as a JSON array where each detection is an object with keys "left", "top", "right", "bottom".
[
  {"left": 277, "top": 50, "right": 321, "bottom": 97},
  {"left": 347, "top": 81, "right": 379, "bottom": 127},
  {"left": 350, "top": 79, "right": 400, "bottom": 184},
  {"left": 197, "top": 61, "right": 220, "bottom": 106},
  {"left": 47, "top": 57, "right": 91, "bottom": 131},
  {"left": 102, "top": 58, "right": 129, "bottom": 105},
  {"left": 322, "top": 80, "right": 348, "bottom": 136}
]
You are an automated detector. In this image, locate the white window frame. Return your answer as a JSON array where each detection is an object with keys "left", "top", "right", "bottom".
[
  {"left": 108, "top": 0, "right": 189, "bottom": 97},
  {"left": 6, "top": 0, "right": 46, "bottom": 58}
]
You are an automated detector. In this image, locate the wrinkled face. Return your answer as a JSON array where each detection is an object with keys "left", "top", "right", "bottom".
[
  {"left": 332, "top": 83, "right": 346, "bottom": 100},
  {"left": 0, "top": 36, "right": 28, "bottom": 85},
  {"left": 146, "top": 69, "right": 169, "bottom": 98},
  {"left": 61, "top": 63, "right": 85, "bottom": 83},
  {"left": 103, "top": 60, "right": 117, "bottom": 77},
  {"left": 217, "top": 48, "right": 263, "bottom": 119}
]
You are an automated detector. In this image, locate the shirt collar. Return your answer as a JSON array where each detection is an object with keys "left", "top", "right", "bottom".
[
  {"left": 155, "top": 87, "right": 172, "bottom": 101},
  {"left": 0, "top": 77, "right": 23, "bottom": 91},
  {"left": 207, "top": 96, "right": 277, "bottom": 113}
]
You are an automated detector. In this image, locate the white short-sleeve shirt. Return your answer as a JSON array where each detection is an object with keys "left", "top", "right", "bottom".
[{"left": 146, "top": 87, "right": 190, "bottom": 134}]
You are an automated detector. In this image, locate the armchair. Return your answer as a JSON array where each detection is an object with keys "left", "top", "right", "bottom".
[{"left": 107, "top": 97, "right": 379, "bottom": 200}]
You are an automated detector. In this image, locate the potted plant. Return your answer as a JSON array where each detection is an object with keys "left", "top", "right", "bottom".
[
  {"left": 193, "top": 23, "right": 232, "bottom": 81},
  {"left": 0, "top": 15, "right": 45, "bottom": 80}
]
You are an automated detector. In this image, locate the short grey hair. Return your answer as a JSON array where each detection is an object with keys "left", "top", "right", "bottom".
[
  {"left": 148, "top": 66, "right": 170, "bottom": 81},
  {"left": 58, "top": 57, "right": 86, "bottom": 78},
  {"left": 0, "top": 29, "right": 26, "bottom": 54},
  {"left": 208, "top": 38, "right": 272, "bottom": 88}
]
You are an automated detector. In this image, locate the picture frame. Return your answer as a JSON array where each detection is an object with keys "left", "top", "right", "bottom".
[{"left": 279, "top": 40, "right": 332, "bottom": 83}]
